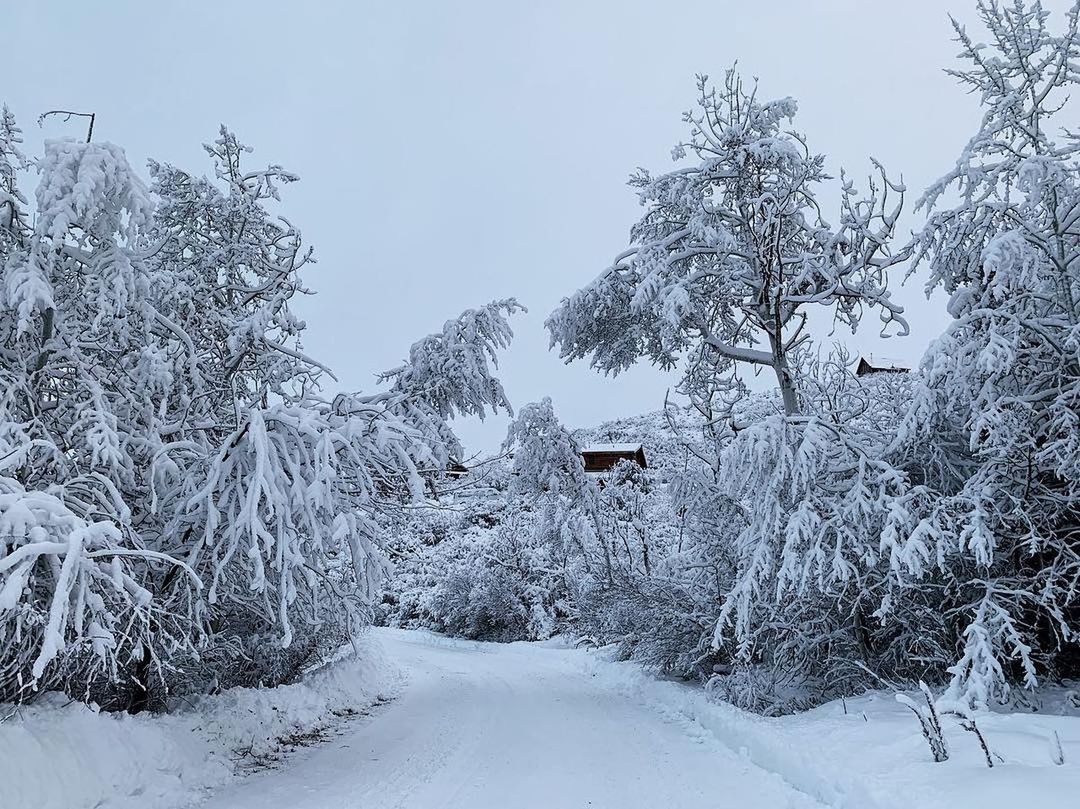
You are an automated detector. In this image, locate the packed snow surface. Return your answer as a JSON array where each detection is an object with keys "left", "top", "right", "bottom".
[
  {"left": 191, "top": 629, "right": 1080, "bottom": 809},
  {"left": 194, "top": 628, "right": 821, "bottom": 809}
]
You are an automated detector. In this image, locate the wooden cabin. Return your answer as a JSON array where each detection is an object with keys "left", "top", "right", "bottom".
[
  {"left": 855, "top": 355, "right": 911, "bottom": 377},
  {"left": 580, "top": 444, "right": 648, "bottom": 473}
]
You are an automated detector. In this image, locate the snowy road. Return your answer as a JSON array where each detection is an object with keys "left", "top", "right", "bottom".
[{"left": 193, "top": 629, "right": 821, "bottom": 809}]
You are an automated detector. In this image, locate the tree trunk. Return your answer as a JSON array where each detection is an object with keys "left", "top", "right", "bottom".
[
  {"left": 769, "top": 336, "right": 799, "bottom": 416},
  {"left": 129, "top": 645, "right": 153, "bottom": 714}
]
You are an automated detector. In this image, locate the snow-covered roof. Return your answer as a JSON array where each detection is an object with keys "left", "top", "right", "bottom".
[
  {"left": 857, "top": 355, "right": 911, "bottom": 375},
  {"left": 864, "top": 355, "right": 909, "bottom": 370},
  {"left": 580, "top": 444, "right": 644, "bottom": 455}
]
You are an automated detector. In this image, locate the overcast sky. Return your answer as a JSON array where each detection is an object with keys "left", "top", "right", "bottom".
[{"left": 7, "top": 1, "right": 1072, "bottom": 454}]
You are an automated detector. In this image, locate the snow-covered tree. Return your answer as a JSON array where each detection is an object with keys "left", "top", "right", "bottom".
[
  {"left": 544, "top": 70, "right": 929, "bottom": 705},
  {"left": 600, "top": 459, "right": 654, "bottom": 578},
  {"left": 504, "top": 397, "right": 610, "bottom": 581},
  {"left": 375, "top": 297, "right": 523, "bottom": 474},
  {"left": 0, "top": 118, "right": 523, "bottom": 705},
  {"left": 901, "top": 0, "right": 1080, "bottom": 706},
  {"left": 0, "top": 134, "right": 197, "bottom": 701},
  {"left": 0, "top": 105, "right": 28, "bottom": 249},
  {"left": 547, "top": 69, "right": 909, "bottom": 417}
]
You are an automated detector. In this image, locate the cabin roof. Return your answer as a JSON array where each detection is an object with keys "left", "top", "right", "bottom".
[
  {"left": 580, "top": 443, "right": 644, "bottom": 455},
  {"left": 856, "top": 355, "right": 911, "bottom": 375}
]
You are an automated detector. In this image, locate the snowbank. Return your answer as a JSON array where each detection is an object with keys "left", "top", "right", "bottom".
[
  {"left": 0, "top": 633, "right": 403, "bottom": 809},
  {"left": 572, "top": 647, "right": 1080, "bottom": 809}
]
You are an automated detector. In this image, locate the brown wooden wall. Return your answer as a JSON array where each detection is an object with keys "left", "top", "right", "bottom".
[{"left": 581, "top": 448, "right": 647, "bottom": 472}]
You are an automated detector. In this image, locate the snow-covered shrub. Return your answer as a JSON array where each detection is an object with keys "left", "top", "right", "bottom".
[
  {"left": 567, "top": 412, "right": 735, "bottom": 677},
  {"left": 382, "top": 399, "right": 594, "bottom": 642},
  {"left": 705, "top": 663, "right": 820, "bottom": 716},
  {"left": 422, "top": 515, "right": 565, "bottom": 642},
  {"left": 896, "top": 683, "right": 950, "bottom": 763},
  {"left": 383, "top": 490, "right": 570, "bottom": 643},
  {"left": 575, "top": 576, "right": 719, "bottom": 677}
]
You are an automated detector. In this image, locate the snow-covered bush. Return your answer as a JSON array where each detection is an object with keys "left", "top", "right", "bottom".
[
  {"left": 381, "top": 476, "right": 571, "bottom": 643},
  {"left": 383, "top": 399, "right": 593, "bottom": 642},
  {"left": 421, "top": 511, "right": 567, "bottom": 642},
  {"left": 575, "top": 576, "right": 719, "bottom": 676},
  {"left": 384, "top": 399, "right": 700, "bottom": 646},
  {"left": 567, "top": 410, "right": 733, "bottom": 677}
]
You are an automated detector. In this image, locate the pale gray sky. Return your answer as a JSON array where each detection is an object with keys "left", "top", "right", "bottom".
[{"left": 8, "top": 1, "right": 1070, "bottom": 453}]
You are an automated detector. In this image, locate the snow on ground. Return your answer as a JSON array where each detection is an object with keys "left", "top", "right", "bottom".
[
  {"left": 0, "top": 633, "right": 402, "bottom": 809},
  {"left": 576, "top": 645, "right": 1080, "bottom": 809},
  {"left": 190, "top": 629, "right": 1080, "bottom": 809},
  {"left": 3, "top": 628, "right": 1078, "bottom": 809},
  {"left": 193, "top": 628, "right": 823, "bottom": 809}
]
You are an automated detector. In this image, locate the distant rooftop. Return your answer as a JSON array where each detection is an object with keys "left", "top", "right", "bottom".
[
  {"left": 580, "top": 443, "right": 644, "bottom": 455},
  {"left": 856, "top": 355, "right": 911, "bottom": 376}
]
